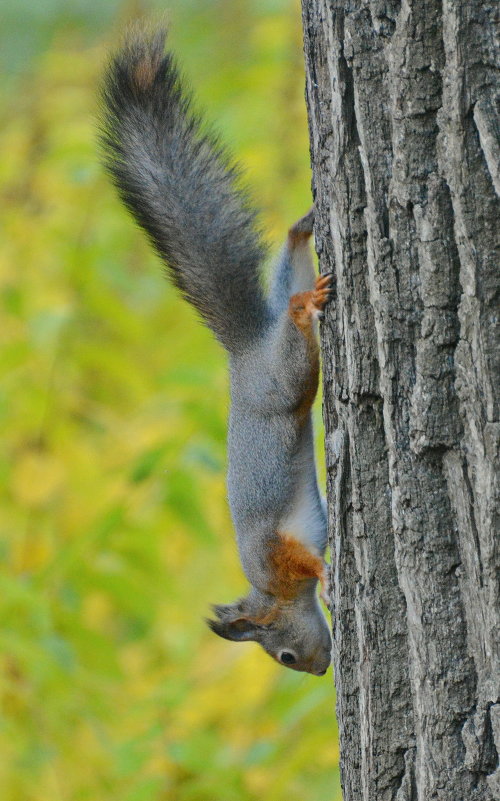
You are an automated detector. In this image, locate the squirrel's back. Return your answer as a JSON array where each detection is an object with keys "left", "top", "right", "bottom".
[{"left": 100, "top": 28, "right": 269, "bottom": 351}]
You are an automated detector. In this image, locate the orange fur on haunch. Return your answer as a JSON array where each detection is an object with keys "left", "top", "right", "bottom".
[{"left": 269, "top": 533, "right": 326, "bottom": 601}]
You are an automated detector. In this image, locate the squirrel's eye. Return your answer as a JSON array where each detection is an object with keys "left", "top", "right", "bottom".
[{"left": 279, "top": 651, "right": 297, "bottom": 665}]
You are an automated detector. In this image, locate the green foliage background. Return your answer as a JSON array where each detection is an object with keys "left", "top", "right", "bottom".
[{"left": 0, "top": 1, "right": 341, "bottom": 799}]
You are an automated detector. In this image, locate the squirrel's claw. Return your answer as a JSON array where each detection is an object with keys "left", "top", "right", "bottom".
[{"left": 311, "top": 273, "right": 333, "bottom": 315}]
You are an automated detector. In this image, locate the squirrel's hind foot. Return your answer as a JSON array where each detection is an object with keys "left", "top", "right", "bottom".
[
  {"left": 289, "top": 273, "right": 333, "bottom": 329},
  {"left": 310, "top": 273, "right": 333, "bottom": 320}
]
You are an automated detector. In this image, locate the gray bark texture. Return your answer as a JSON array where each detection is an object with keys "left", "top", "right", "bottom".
[{"left": 301, "top": 0, "right": 500, "bottom": 799}]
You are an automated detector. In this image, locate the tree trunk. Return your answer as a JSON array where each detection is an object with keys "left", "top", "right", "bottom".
[{"left": 301, "top": 1, "right": 500, "bottom": 799}]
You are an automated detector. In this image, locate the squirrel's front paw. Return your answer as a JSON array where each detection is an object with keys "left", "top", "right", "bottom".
[{"left": 311, "top": 273, "right": 333, "bottom": 320}]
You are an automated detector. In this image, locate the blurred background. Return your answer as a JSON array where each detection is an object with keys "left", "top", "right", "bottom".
[{"left": 0, "top": 0, "right": 341, "bottom": 799}]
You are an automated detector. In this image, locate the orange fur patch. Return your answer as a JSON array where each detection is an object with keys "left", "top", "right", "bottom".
[
  {"left": 297, "top": 360, "right": 320, "bottom": 419},
  {"left": 287, "top": 208, "right": 314, "bottom": 246},
  {"left": 269, "top": 533, "right": 325, "bottom": 601},
  {"left": 249, "top": 606, "right": 280, "bottom": 626},
  {"left": 288, "top": 228, "right": 312, "bottom": 248}
]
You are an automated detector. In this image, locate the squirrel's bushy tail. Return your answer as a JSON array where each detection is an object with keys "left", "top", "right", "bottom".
[{"left": 100, "top": 28, "right": 268, "bottom": 351}]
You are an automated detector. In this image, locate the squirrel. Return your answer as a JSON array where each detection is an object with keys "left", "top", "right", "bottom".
[{"left": 100, "top": 28, "right": 333, "bottom": 676}]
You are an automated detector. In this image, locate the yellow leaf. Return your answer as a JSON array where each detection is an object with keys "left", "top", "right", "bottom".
[{"left": 10, "top": 449, "right": 64, "bottom": 509}]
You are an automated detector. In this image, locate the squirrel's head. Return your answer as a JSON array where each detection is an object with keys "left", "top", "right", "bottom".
[{"left": 207, "top": 591, "right": 332, "bottom": 675}]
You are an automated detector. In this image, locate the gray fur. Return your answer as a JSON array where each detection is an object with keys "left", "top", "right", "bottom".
[
  {"left": 100, "top": 27, "right": 268, "bottom": 351},
  {"left": 100, "top": 29, "right": 332, "bottom": 675}
]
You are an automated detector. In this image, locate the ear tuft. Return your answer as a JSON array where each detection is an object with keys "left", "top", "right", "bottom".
[
  {"left": 206, "top": 600, "right": 260, "bottom": 642},
  {"left": 211, "top": 603, "right": 238, "bottom": 621},
  {"left": 206, "top": 616, "right": 260, "bottom": 642}
]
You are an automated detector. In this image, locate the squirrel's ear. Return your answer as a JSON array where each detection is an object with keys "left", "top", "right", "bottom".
[{"left": 206, "top": 602, "right": 261, "bottom": 642}]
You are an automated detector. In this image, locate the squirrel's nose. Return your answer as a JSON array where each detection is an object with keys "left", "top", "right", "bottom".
[{"left": 315, "top": 667, "right": 328, "bottom": 676}]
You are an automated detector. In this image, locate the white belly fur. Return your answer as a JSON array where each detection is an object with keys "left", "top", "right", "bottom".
[{"left": 279, "top": 455, "right": 327, "bottom": 555}]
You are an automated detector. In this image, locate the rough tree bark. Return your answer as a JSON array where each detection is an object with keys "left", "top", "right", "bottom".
[{"left": 301, "top": 1, "right": 499, "bottom": 799}]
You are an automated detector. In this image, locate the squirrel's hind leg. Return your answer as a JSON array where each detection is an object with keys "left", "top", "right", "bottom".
[
  {"left": 255, "top": 272, "right": 332, "bottom": 416},
  {"left": 268, "top": 208, "right": 316, "bottom": 314}
]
